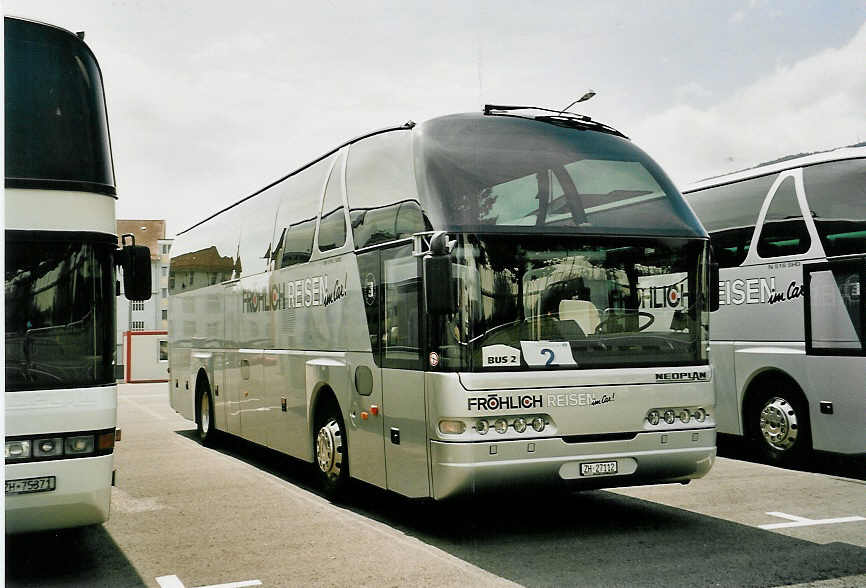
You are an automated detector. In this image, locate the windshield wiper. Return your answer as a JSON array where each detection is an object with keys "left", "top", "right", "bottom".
[{"left": 482, "top": 104, "right": 627, "bottom": 139}]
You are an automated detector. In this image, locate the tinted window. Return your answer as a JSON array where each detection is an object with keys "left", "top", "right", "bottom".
[
  {"left": 272, "top": 154, "right": 335, "bottom": 268},
  {"left": 346, "top": 131, "right": 425, "bottom": 248},
  {"left": 687, "top": 175, "right": 773, "bottom": 268},
  {"left": 5, "top": 233, "right": 116, "bottom": 391},
  {"left": 170, "top": 214, "right": 239, "bottom": 294},
  {"left": 318, "top": 152, "right": 347, "bottom": 251},
  {"left": 4, "top": 18, "right": 114, "bottom": 193},
  {"left": 414, "top": 114, "right": 705, "bottom": 237},
  {"left": 804, "top": 158, "right": 866, "bottom": 257},
  {"left": 757, "top": 176, "right": 810, "bottom": 258},
  {"left": 236, "top": 189, "right": 280, "bottom": 277},
  {"left": 382, "top": 244, "right": 421, "bottom": 369}
]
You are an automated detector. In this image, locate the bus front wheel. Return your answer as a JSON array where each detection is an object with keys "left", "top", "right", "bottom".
[
  {"left": 196, "top": 382, "right": 217, "bottom": 446},
  {"left": 750, "top": 384, "right": 811, "bottom": 464},
  {"left": 315, "top": 411, "right": 348, "bottom": 498}
]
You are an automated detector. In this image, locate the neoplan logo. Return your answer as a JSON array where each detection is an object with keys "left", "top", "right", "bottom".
[{"left": 655, "top": 371, "right": 709, "bottom": 382}]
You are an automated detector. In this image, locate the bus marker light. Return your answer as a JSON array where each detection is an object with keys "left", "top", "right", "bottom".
[
  {"left": 439, "top": 420, "right": 466, "bottom": 434},
  {"left": 494, "top": 419, "right": 508, "bottom": 434},
  {"left": 97, "top": 431, "right": 115, "bottom": 451},
  {"left": 361, "top": 412, "right": 369, "bottom": 421},
  {"left": 370, "top": 405, "right": 379, "bottom": 416}
]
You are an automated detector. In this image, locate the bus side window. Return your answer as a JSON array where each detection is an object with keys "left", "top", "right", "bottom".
[
  {"left": 804, "top": 159, "right": 866, "bottom": 257},
  {"left": 382, "top": 244, "right": 421, "bottom": 369},
  {"left": 756, "top": 175, "right": 810, "bottom": 258},
  {"left": 318, "top": 151, "right": 348, "bottom": 252},
  {"left": 687, "top": 175, "right": 773, "bottom": 268}
]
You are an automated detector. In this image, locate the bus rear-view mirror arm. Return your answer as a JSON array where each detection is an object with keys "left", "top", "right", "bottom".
[{"left": 117, "top": 233, "right": 152, "bottom": 301}]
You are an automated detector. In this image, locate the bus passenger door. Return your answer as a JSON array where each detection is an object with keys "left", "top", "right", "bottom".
[
  {"left": 223, "top": 279, "right": 242, "bottom": 435},
  {"left": 379, "top": 245, "right": 429, "bottom": 498}
]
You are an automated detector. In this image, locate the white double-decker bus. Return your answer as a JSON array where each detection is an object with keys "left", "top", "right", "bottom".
[
  {"left": 169, "top": 106, "right": 716, "bottom": 499},
  {"left": 683, "top": 147, "right": 866, "bottom": 462},
  {"left": 4, "top": 16, "right": 150, "bottom": 533}
]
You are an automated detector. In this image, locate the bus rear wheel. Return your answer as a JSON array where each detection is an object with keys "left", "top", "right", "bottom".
[
  {"left": 315, "top": 412, "right": 348, "bottom": 498},
  {"left": 196, "top": 383, "right": 217, "bottom": 446},
  {"left": 751, "top": 384, "right": 811, "bottom": 464}
]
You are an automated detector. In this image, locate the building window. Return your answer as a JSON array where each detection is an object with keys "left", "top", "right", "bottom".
[
  {"left": 132, "top": 301, "right": 145, "bottom": 311},
  {"left": 161, "top": 266, "right": 168, "bottom": 276},
  {"left": 161, "top": 244, "right": 171, "bottom": 255},
  {"left": 131, "top": 321, "right": 145, "bottom": 331},
  {"left": 162, "top": 309, "right": 168, "bottom": 320},
  {"left": 159, "top": 340, "right": 168, "bottom": 361}
]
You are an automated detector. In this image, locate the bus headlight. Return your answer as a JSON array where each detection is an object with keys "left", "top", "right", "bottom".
[
  {"left": 493, "top": 419, "right": 508, "bottom": 434},
  {"left": 439, "top": 420, "right": 466, "bottom": 435},
  {"left": 5, "top": 440, "right": 31, "bottom": 460},
  {"left": 65, "top": 435, "right": 95, "bottom": 455},
  {"left": 663, "top": 410, "right": 676, "bottom": 425},
  {"left": 476, "top": 420, "right": 490, "bottom": 435},
  {"left": 531, "top": 417, "right": 546, "bottom": 432},
  {"left": 33, "top": 438, "right": 64, "bottom": 457},
  {"left": 692, "top": 408, "right": 707, "bottom": 423},
  {"left": 647, "top": 410, "right": 660, "bottom": 426},
  {"left": 678, "top": 409, "right": 691, "bottom": 424},
  {"left": 513, "top": 417, "right": 527, "bottom": 433}
]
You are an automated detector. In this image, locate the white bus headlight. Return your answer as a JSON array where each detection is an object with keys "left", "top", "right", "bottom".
[
  {"left": 439, "top": 420, "right": 466, "bottom": 435},
  {"left": 647, "top": 410, "right": 660, "bottom": 425},
  {"left": 692, "top": 408, "right": 707, "bottom": 423},
  {"left": 5, "top": 440, "right": 31, "bottom": 460},
  {"left": 678, "top": 409, "right": 691, "bottom": 424},
  {"left": 531, "top": 417, "right": 546, "bottom": 432},
  {"left": 513, "top": 417, "right": 527, "bottom": 433},
  {"left": 663, "top": 410, "right": 676, "bottom": 425},
  {"left": 65, "top": 435, "right": 94, "bottom": 455},
  {"left": 476, "top": 420, "right": 490, "bottom": 435},
  {"left": 494, "top": 419, "right": 508, "bottom": 434},
  {"left": 34, "top": 437, "right": 64, "bottom": 457}
]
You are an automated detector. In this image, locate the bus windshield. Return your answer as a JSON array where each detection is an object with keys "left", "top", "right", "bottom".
[
  {"left": 4, "top": 17, "right": 115, "bottom": 194},
  {"left": 5, "top": 234, "right": 116, "bottom": 391},
  {"left": 434, "top": 234, "right": 709, "bottom": 371},
  {"left": 414, "top": 114, "right": 705, "bottom": 238}
]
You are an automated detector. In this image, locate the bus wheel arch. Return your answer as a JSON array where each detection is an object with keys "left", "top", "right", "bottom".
[
  {"left": 742, "top": 369, "right": 811, "bottom": 463},
  {"left": 311, "top": 385, "right": 349, "bottom": 497},
  {"left": 195, "top": 369, "right": 217, "bottom": 446}
]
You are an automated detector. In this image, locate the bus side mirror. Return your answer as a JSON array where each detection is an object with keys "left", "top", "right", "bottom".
[
  {"left": 709, "top": 246, "right": 720, "bottom": 312},
  {"left": 118, "top": 234, "right": 152, "bottom": 301},
  {"left": 423, "top": 255, "right": 457, "bottom": 315}
]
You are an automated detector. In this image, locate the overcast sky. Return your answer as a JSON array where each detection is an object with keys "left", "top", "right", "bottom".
[{"left": 6, "top": 1, "right": 866, "bottom": 236}]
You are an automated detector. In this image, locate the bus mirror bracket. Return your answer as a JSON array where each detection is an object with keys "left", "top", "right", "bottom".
[
  {"left": 423, "top": 231, "right": 457, "bottom": 315},
  {"left": 118, "top": 233, "right": 152, "bottom": 301},
  {"left": 709, "top": 245, "right": 720, "bottom": 312}
]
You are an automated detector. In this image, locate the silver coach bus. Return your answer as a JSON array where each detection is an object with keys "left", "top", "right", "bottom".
[
  {"left": 683, "top": 146, "right": 866, "bottom": 463},
  {"left": 168, "top": 107, "right": 716, "bottom": 498}
]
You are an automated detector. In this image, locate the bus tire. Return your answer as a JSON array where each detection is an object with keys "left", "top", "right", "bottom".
[
  {"left": 196, "top": 380, "right": 217, "bottom": 447},
  {"left": 314, "top": 407, "right": 348, "bottom": 498},
  {"left": 749, "top": 381, "right": 811, "bottom": 464}
]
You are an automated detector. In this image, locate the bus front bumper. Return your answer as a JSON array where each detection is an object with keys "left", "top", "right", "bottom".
[
  {"left": 430, "top": 428, "right": 715, "bottom": 500},
  {"left": 5, "top": 454, "right": 113, "bottom": 534}
]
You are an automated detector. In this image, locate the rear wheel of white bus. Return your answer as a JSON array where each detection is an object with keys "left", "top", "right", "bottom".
[{"left": 196, "top": 380, "right": 217, "bottom": 447}]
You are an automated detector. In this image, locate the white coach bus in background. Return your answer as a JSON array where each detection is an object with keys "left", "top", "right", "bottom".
[
  {"left": 5, "top": 16, "right": 150, "bottom": 533},
  {"left": 169, "top": 105, "right": 717, "bottom": 499},
  {"left": 682, "top": 146, "right": 866, "bottom": 463}
]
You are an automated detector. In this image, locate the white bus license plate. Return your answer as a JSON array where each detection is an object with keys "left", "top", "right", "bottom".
[
  {"left": 580, "top": 461, "right": 617, "bottom": 476},
  {"left": 5, "top": 476, "right": 56, "bottom": 495}
]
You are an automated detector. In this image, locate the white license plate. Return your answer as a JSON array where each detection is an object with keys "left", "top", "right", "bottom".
[
  {"left": 580, "top": 461, "right": 618, "bottom": 476},
  {"left": 5, "top": 476, "right": 56, "bottom": 495}
]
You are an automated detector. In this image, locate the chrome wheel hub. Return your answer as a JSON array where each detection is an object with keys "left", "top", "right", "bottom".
[
  {"left": 759, "top": 397, "right": 798, "bottom": 451},
  {"left": 316, "top": 419, "right": 343, "bottom": 480}
]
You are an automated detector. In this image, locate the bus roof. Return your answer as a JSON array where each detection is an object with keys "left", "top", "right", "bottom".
[{"left": 681, "top": 144, "right": 866, "bottom": 194}]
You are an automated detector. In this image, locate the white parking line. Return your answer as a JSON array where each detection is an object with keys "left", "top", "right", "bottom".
[
  {"left": 759, "top": 511, "right": 866, "bottom": 530},
  {"left": 156, "top": 575, "right": 262, "bottom": 588}
]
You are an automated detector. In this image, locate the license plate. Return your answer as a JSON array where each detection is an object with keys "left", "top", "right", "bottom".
[
  {"left": 580, "top": 461, "right": 618, "bottom": 476},
  {"left": 5, "top": 476, "right": 56, "bottom": 495}
]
